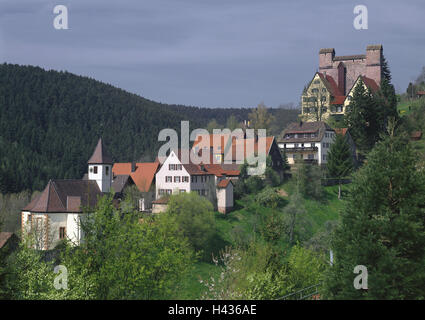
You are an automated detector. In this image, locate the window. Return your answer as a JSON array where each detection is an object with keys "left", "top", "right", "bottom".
[
  {"left": 323, "top": 154, "right": 327, "bottom": 161},
  {"left": 165, "top": 176, "right": 172, "bottom": 183},
  {"left": 169, "top": 164, "right": 182, "bottom": 171},
  {"left": 174, "top": 176, "right": 181, "bottom": 183},
  {"left": 191, "top": 176, "right": 197, "bottom": 183},
  {"left": 179, "top": 189, "right": 186, "bottom": 193},
  {"left": 28, "top": 214, "right": 32, "bottom": 223},
  {"left": 311, "top": 143, "right": 315, "bottom": 147},
  {"left": 182, "top": 176, "right": 189, "bottom": 183},
  {"left": 93, "top": 166, "right": 98, "bottom": 174},
  {"left": 166, "top": 189, "right": 172, "bottom": 195},
  {"left": 308, "top": 154, "right": 314, "bottom": 159},
  {"left": 105, "top": 166, "right": 109, "bottom": 176},
  {"left": 59, "top": 227, "right": 66, "bottom": 240}
]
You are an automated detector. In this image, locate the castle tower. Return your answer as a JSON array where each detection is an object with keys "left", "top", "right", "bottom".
[
  {"left": 87, "top": 138, "right": 113, "bottom": 192},
  {"left": 365, "top": 44, "right": 383, "bottom": 85}
]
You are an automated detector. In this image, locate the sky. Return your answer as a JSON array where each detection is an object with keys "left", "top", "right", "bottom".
[{"left": 0, "top": 0, "right": 424, "bottom": 108}]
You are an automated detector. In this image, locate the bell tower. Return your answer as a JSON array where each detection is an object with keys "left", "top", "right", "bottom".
[{"left": 87, "top": 138, "right": 113, "bottom": 192}]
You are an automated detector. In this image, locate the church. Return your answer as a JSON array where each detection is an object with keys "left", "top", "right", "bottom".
[{"left": 21, "top": 138, "right": 113, "bottom": 250}]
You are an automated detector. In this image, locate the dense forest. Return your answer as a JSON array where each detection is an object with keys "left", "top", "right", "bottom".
[{"left": 0, "top": 63, "right": 299, "bottom": 193}]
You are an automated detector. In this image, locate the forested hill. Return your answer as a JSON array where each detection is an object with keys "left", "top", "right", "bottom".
[{"left": 0, "top": 63, "right": 299, "bottom": 193}]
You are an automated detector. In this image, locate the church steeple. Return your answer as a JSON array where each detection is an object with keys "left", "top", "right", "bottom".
[{"left": 88, "top": 138, "right": 113, "bottom": 192}]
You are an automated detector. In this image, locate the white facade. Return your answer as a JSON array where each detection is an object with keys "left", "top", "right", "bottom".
[
  {"left": 21, "top": 211, "right": 81, "bottom": 250},
  {"left": 278, "top": 129, "right": 336, "bottom": 165},
  {"left": 155, "top": 151, "right": 191, "bottom": 198},
  {"left": 155, "top": 151, "right": 223, "bottom": 208},
  {"left": 88, "top": 164, "right": 112, "bottom": 192}
]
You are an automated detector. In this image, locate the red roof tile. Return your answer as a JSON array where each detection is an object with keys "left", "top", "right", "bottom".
[
  {"left": 112, "top": 162, "right": 159, "bottom": 192},
  {"left": 217, "top": 179, "right": 232, "bottom": 188}
]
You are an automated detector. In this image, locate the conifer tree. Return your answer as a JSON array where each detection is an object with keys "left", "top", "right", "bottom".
[
  {"left": 344, "top": 82, "right": 380, "bottom": 154},
  {"left": 324, "top": 127, "right": 425, "bottom": 299},
  {"left": 326, "top": 133, "right": 354, "bottom": 199}
]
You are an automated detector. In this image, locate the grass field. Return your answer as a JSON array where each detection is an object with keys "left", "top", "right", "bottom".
[{"left": 177, "top": 182, "right": 346, "bottom": 299}]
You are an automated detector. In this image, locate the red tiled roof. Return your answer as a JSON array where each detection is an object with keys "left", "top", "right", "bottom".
[
  {"left": 360, "top": 76, "right": 380, "bottom": 93},
  {"left": 88, "top": 138, "right": 113, "bottom": 164},
  {"left": 217, "top": 179, "right": 232, "bottom": 188},
  {"left": 193, "top": 134, "right": 275, "bottom": 161},
  {"left": 112, "top": 162, "right": 159, "bottom": 192},
  {"left": 318, "top": 73, "right": 344, "bottom": 96},
  {"left": 331, "top": 96, "right": 346, "bottom": 105},
  {"left": 152, "top": 197, "right": 170, "bottom": 204}
]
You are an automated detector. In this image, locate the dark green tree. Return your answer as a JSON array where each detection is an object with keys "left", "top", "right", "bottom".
[
  {"left": 326, "top": 133, "right": 354, "bottom": 199},
  {"left": 344, "top": 82, "right": 381, "bottom": 154},
  {"left": 324, "top": 128, "right": 425, "bottom": 299}
]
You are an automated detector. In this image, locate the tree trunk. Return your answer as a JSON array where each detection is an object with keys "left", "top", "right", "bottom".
[{"left": 338, "top": 183, "right": 341, "bottom": 200}]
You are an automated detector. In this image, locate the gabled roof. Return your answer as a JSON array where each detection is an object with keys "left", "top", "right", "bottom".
[
  {"left": 278, "top": 121, "right": 334, "bottom": 143},
  {"left": 0, "top": 232, "right": 15, "bottom": 249},
  {"left": 347, "top": 75, "right": 380, "bottom": 98},
  {"left": 112, "top": 162, "right": 159, "bottom": 192},
  {"left": 192, "top": 134, "right": 275, "bottom": 162},
  {"left": 217, "top": 179, "right": 233, "bottom": 189},
  {"left": 23, "top": 179, "right": 102, "bottom": 213},
  {"left": 88, "top": 138, "right": 113, "bottom": 164},
  {"left": 317, "top": 72, "right": 344, "bottom": 97},
  {"left": 331, "top": 96, "right": 346, "bottom": 105},
  {"left": 111, "top": 174, "right": 134, "bottom": 194}
]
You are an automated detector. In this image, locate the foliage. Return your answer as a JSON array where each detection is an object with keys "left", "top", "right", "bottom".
[
  {"left": 324, "top": 132, "right": 425, "bottom": 299},
  {"left": 255, "top": 187, "right": 282, "bottom": 208},
  {"left": 69, "top": 194, "right": 195, "bottom": 299},
  {"left": 164, "top": 192, "right": 216, "bottom": 258},
  {"left": 248, "top": 103, "right": 276, "bottom": 132},
  {"left": 294, "top": 163, "right": 323, "bottom": 200},
  {"left": 0, "top": 63, "right": 257, "bottom": 193},
  {"left": 326, "top": 133, "right": 354, "bottom": 198}
]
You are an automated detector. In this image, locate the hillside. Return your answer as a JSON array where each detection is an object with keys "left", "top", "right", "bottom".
[{"left": 0, "top": 63, "right": 299, "bottom": 193}]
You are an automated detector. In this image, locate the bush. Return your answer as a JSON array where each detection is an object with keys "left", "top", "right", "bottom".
[{"left": 244, "top": 176, "right": 264, "bottom": 194}]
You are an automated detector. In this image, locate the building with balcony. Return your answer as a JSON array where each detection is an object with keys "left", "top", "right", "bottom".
[{"left": 277, "top": 121, "right": 336, "bottom": 165}]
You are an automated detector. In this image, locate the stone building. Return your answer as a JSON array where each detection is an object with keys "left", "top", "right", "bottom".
[{"left": 301, "top": 44, "right": 383, "bottom": 122}]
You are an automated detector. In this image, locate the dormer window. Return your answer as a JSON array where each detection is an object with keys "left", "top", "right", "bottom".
[{"left": 93, "top": 166, "right": 98, "bottom": 174}]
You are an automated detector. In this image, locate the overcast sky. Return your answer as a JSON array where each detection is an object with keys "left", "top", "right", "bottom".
[{"left": 0, "top": 0, "right": 424, "bottom": 108}]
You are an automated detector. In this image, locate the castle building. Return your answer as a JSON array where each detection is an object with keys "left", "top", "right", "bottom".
[{"left": 301, "top": 44, "right": 383, "bottom": 122}]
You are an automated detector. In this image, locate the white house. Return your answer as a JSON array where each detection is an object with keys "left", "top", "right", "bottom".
[
  {"left": 21, "top": 138, "right": 111, "bottom": 250},
  {"left": 154, "top": 150, "right": 234, "bottom": 213},
  {"left": 277, "top": 121, "right": 336, "bottom": 165}
]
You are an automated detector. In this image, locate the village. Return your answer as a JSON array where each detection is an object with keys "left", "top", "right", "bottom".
[
  {"left": 16, "top": 44, "right": 385, "bottom": 251},
  {"left": 1, "top": 37, "right": 425, "bottom": 302}
]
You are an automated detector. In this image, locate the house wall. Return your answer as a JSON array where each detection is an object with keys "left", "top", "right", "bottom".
[
  {"left": 217, "top": 183, "right": 233, "bottom": 214},
  {"left": 88, "top": 164, "right": 112, "bottom": 192},
  {"left": 21, "top": 211, "right": 83, "bottom": 250},
  {"left": 155, "top": 151, "right": 191, "bottom": 198}
]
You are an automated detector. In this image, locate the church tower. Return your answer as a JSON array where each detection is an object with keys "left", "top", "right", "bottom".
[{"left": 87, "top": 138, "right": 113, "bottom": 192}]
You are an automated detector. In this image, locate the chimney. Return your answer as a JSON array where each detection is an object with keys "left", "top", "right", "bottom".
[{"left": 131, "top": 161, "right": 136, "bottom": 173}]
